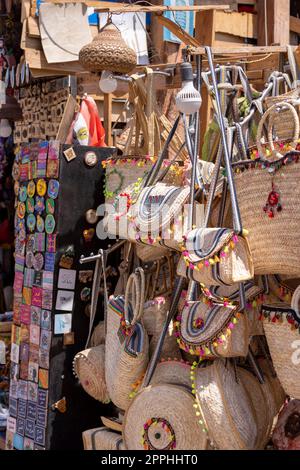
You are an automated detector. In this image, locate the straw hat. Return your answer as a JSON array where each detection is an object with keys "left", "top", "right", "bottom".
[
  {"left": 238, "top": 367, "right": 272, "bottom": 449},
  {"left": 82, "top": 427, "right": 126, "bottom": 450},
  {"left": 73, "top": 345, "right": 110, "bottom": 403},
  {"left": 195, "top": 360, "right": 257, "bottom": 449},
  {"left": 123, "top": 384, "right": 208, "bottom": 450}
]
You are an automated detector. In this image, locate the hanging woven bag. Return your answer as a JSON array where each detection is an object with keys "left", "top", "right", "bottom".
[{"left": 82, "top": 427, "right": 125, "bottom": 450}]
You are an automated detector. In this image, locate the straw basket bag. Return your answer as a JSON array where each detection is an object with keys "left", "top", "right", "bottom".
[
  {"left": 234, "top": 102, "right": 300, "bottom": 276},
  {"left": 90, "top": 321, "right": 105, "bottom": 347},
  {"left": 123, "top": 384, "right": 208, "bottom": 450},
  {"left": 72, "top": 345, "right": 110, "bottom": 403},
  {"left": 150, "top": 359, "right": 191, "bottom": 388},
  {"left": 258, "top": 358, "right": 286, "bottom": 416},
  {"left": 82, "top": 427, "right": 125, "bottom": 450},
  {"left": 262, "top": 286, "right": 300, "bottom": 399},
  {"left": 175, "top": 283, "right": 263, "bottom": 358},
  {"left": 177, "top": 227, "right": 253, "bottom": 286},
  {"left": 195, "top": 360, "right": 257, "bottom": 450},
  {"left": 105, "top": 268, "right": 149, "bottom": 411}
]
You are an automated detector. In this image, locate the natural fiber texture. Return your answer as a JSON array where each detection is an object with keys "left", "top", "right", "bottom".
[
  {"left": 105, "top": 270, "right": 149, "bottom": 411},
  {"left": 150, "top": 359, "right": 191, "bottom": 388},
  {"left": 90, "top": 321, "right": 105, "bottom": 347},
  {"left": 195, "top": 360, "right": 257, "bottom": 449},
  {"left": 272, "top": 400, "right": 300, "bottom": 450},
  {"left": 149, "top": 328, "right": 182, "bottom": 361},
  {"left": 178, "top": 228, "right": 253, "bottom": 286},
  {"left": 123, "top": 384, "right": 208, "bottom": 450},
  {"left": 82, "top": 427, "right": 125, "bottom": 450},
  {"left": 238, "top": 367, "right": 272, "bottom": 449},
  {"left": 263, "top": 307, "right": 300, "bottom": 399},
  {"left": 73, "top": 345, "right": 110, "bottom": 403},
  {"left": 136, "top": 244, "right": 168, "bottom": 262},
  {"left": 79, "top": 22, "right": 136, "bottom": 73},
  {"left": 235, "top": 161, "right": 300, "bottom": 276},
  {"left": 143, "top": 296, "right": 170, "bottom": 337},
  {"left": 258, "top": 358, "right": 286, "bottom": 417},
  {"left": 101, "top": 416, "right": 123, "bottom": 433}
]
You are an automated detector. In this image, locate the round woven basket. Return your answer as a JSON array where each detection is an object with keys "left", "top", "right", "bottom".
[
  {"left": 79, "top": 22, "right": 136, "bottom": 74},
  {"left": 105, "top": 270, "right": 149, "bottom": 411},
  {"left": 150, "top": 359, "right": 192, "bottom": 388},
  {"left": 82, "top": 427, "right": 125, "bottom": 450},
  {"left": 73, "top": 345, "right": 110, "bottom": 403},
  {"left": 123, "top": 384, "right": 208, "bottom": 450},
  {"left": 90, "top": 321, "right": 105, "bottom": 347},
  {"left": 257, "top": 358, "right": 286, "bottom": 414},
  {"left": 136, "top": 244, "right": 169, "bottom": 263},
  {"left": 238, "top": 367, "right": 272, "bottom": 449},
  {"left": 195, "top": 360, "right": 257, "bottom": 449}
]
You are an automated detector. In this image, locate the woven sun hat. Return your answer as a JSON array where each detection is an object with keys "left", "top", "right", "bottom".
[
  {"left": 82, "top": 427, "right": 125, "bottom": 450},
  {"left": 150, "top": 358, "right": 192, "bottom": 388},
  {"left": 238, "top": 367, "right": 272, "bottom": 449},
  {"left": 90, "top": 321, "right": 105, "bottom": 347},
  {"left": 195, "top": 359, "right": 257, "bottom": 450},
  {"left": 73, "top": 344, "right": 110, "bottom": 403},
  {"left": 123, "top": 383, "right": 208, "bottom": 450}
]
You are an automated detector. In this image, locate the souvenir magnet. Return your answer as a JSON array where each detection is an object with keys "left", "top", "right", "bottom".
[
  {"left": 33, "top": 253, "right": 44, "bottom": 271},
  {"left": 26, "top": 197, "right": 34, "bottom": 213},
  {"left": 80, "top": 287, "right": 91, "bottom": 302},
  {"left": 47, "top": 179, "right": 59, "bottom": 199},
  {"left": 26, "top": 213, "right": 36, "bottom": 232},
  {"left": 17, "top": 201, "right": 26, "bottom": 219},
  {"left": 78, "top": 270, "right": 93, "bottom": 283},
  {"left": 35, "top": 196, "right": 45, "bottom": 214},
  {"left": 84, "top": 151, "right": 97, "bottom": 167},
  {"left": 26, "top": 251, "right": 35, "bottom": 269},
  {"left": 36, "top": 179, "right": 47, "bottom": 197},
  {"left": 27, "top": 180, "right": 35, "bottom": 198},
  {"left": 46, "top": 159, "right": 59, "bottom": 178},
  {"left": 40, "top": 329, "right": 52, "bottom": 351},
  {"left": 83, "top": 228, "right": 95, "bottom": 242},
  {"left": 45, "top": 198, "right": 55, "bottom": 215},
  {"left": 85, "top": 209, "right": 98, "bottom": 224},
  {"left": 59, "top": 246, "right": 75, "bottom": 269},
  {"left": 36, "top": 214, "right": 45, "bottom": 233},
  {"left": 19, "top": 185, "right": 27, "bottom": 202},
  {"left": 45, "top": 214, "right": 55, "bottom": 234},
  {"left": 63, "top": 147, "right": 76, "bottom": 162},
  {"left": 14, "top": 180, "right": 20, "bottom": 197}
]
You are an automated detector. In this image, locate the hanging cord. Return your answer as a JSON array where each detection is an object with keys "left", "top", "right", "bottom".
[{"left": 264, "top": 0, "right": 268, "bottom": 46}]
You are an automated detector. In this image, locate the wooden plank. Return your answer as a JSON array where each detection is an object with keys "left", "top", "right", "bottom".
[
  {"left": 290, "top": 15, "right": 300, "bottom": 34},
  {"left": 188, "top": 45, "right": 291, "bottom": 55},
  {"left": 257, "top": 0, "right": 290, "bottom": 46},
  {"left": 295, "top": 45, "right": 300, "bottom": 70},
  {"left": 56, "top": 94, "right": 78, "bottom": 143},
  {"left": 195, "top": 9, "right": 216, "bottom": 46},
  {"left": 156, "top": 15, "right": 200, "bottom": 47},
  {"left": 27, "top": 16, "right": 40, "bottom": 38},
  {"left": 215, "top": 10, "right": 257, "bottom": 38},
  {"left": 103, "top": 93, "right": 112, "bottom": 146},
  {"left": 44, "top": 1, "right": 231, "bottom": 12},
  {"left": 24, "top": 47, "right": 85, "bottom": 74}
]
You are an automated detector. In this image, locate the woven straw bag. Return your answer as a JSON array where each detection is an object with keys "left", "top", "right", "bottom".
[
  {"left": 175, "top": 283, "right": 262, "bottom": 358},
  {"left": 234, "top": 102, "right": 300, "bottom": 276},
  {"left": 123, "top": 384, "right": 208, "bottom": 450},
  {"left": 177, "top": 227, "right": 253, "bottom": 286},
  {"left": 150, "top": 359, "right": 191, "bottom": 388},
  {"left": 262, "top": 287, "right": 300, "bottom": 399},
  {"left": 82, "top": 427, "right": 125, "bottom": 450},
  {"left": 257, "top": 358, "right": 286, "bottom": 416},
  {"left": 90, "top": 321, "right": 105, "bottom": 347},
  {"left": 105, "top": 268, "right": 149, "bottom": 411},
  {"left": 195, "top": 360, "right": 257, "bottom": 449},
  {"left": 72, "top": 345, "right": 110, "bottom": 403}
]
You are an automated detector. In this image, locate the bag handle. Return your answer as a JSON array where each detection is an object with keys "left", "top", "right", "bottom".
[
  {"left": 291, "top": 285, "right": 300, "bottom": 322},
  {"left": 256, "top": 101, "right": 300, "bottom": 161},
  {"left": 124, "top": 267, "right": 145, "bottom": 326}
]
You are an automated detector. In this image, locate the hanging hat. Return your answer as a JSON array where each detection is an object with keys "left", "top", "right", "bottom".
[
  {"left": 73, "top": 345, "right": 110, "bottom": 403},
  {"left": 79, "top": 22, "right": 136, "bottom": 74},
  {"left": 123, "top": 383, "right": 208, "bottom": 450},
  {"left": 195, "top": 360, "right": 257, "bottom": 450},
  {"left": 82, "top": 427, "right": 126, "bottom": 450}
]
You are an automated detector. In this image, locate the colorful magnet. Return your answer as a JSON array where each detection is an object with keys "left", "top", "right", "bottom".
[
  {"left": 17, "top": 202, "right": 26, "bottom": 219},
  {"left": 35, "top": 196, "right": 45, "bottom": 214},
  {"left": 14, "top": 181, "right": 20, "bottom": 197},
  {"left": 84, "top": 151, "right": 97, "bottom": 167},
  {"left": 78, "top": 270, "right": 93, "bottom": 283},
  {"left": 47, "top": 159, "right": 59, "bottom": 178},
  {"left": 26, "top": 251, "right": 35, "bottom": 269},
  {"left": 19, "top": 185, "right": 27, "bottom": 202},
  {"left": 27, "top": 234, "right": 35, "bottom": 252},
  {"left": 83, "top": 228, "right": 95, "bottom": 242},
  {"left": 80, "top": 287, "right": 91, "bottom": 302},
  {"left": 26, "top": 214, "right": 36, "bottom": 233},
  {"left": 46, "top": 234, "right": 56, "bottom": 253},
  {"left": 36, "top": 214, "right": 45, "bottom": 233},
  {"left": 47, "top": 179, "right": 59, "bottom": 199},
  {"left": 59, "top": 246, "right": 74, "bottom": 269},
  {"left": 33, "top": 253, "right": 44, "bottom": 271},
  {"left": 85, "top": 209, "right": 98, "bottom": 224},
  {"left": 45, "top": 214, "right": 55, "bottom": 234},
  {"left": 36, "top": 179, "right": 47, "bottom": 197},
  {"left": 26, "top": 197, "right": 34, "bottom": 213},
  {"left": 27, "top": 180, "right": 36, "bottom": 198},
  {"left": 45, "top": 198, "right": 55, "bottom": 215}
]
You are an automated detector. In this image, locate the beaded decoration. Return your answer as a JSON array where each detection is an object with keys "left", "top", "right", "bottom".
[
  {"left": 259, "top": 305, "right": 300, "bottom": 333},
  {"left": 103, "top": 168, "right": 124, "bottom": 200},
  {"left": 141, "top": 417, "right": 176, "bottom": 450}
]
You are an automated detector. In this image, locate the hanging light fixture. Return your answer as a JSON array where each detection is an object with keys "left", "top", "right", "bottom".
[
  {"left": 99, "top": 70, "right": 118, "bottom": 94},
  {"left": 175, "top": 62, "right": 202, "bottom": 115}
]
